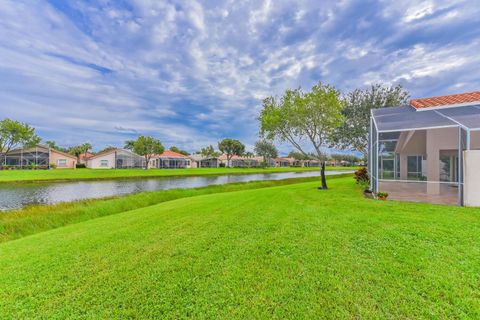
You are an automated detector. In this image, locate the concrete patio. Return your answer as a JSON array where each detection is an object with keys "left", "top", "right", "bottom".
[{"left": 379, "top": 181, "right": 458, "bottom": 205}]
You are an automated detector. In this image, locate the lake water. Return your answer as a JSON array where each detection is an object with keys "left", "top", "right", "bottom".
[{"left": 0, "top": 170, "right": 350, "bottom": 210}]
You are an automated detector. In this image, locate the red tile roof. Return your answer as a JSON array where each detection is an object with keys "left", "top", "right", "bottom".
[
  {"left": 410, "top": 91, "right": 480, "bottom": 109},
  {"left": 154, "top": 150, "right": 190, "bottom": 158},
  {"left": 274, "top": 157, "right": 294, "bottom": 162}
]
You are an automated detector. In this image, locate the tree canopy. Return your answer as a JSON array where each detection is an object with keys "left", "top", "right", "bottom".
[
  {"left": 332, "top": 84, "right": 409, "bottom": 157},
  {"left": 218, "top": 138, "right": 245, "bottom": 167},
  {"left": 254, "top": 140, "right": 278, "bottom": 163},
  {"left": 128, "top": 136, "right": 164, "bottom": 169},
  {"left": 198, "top": 145, "right": 221, "bottom": 158},
  {"left": 69, "top": 143, "right": 92, "bottom": 161},
  {"left": 97, "top": 146, "right": 116, "bottom": 154},
  {"left": 287, "top": 151, "right": 314, "bottom": 161},
  {"left": 169, "top": 146, "right": 190, "bottom": 156},
  {"left": 259, "top": 82, "right": 344, "bottom": 189},
  {"left": 45, "top": 140, "right": 68, "bottom": 153},
  {"left": 0, "top": 118, "right": 40, "bottom": 158}
]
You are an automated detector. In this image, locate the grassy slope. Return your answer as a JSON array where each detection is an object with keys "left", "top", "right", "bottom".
[
  {"left": 0, "top": 175, "right": 340, "bottom": 243},
  {"left": 1, "top": 177, "right": 479, "bottom": 318},
  {"left": 0, "top": 166, "right": 357, "bottom": 183}
]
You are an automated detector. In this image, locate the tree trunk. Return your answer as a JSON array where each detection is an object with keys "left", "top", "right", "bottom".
[{"left": 318, "top": 161, "right": 328, "bottom": 190}]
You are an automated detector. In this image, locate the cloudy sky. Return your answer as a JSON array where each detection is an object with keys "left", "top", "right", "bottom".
[{"left": 0, "top": 0, "right": 479, "bottom": 153}]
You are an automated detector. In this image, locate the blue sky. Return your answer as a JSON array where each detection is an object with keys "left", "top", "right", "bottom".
[{"left": 0, "top": 0, "right": 479, "bottom": 154}]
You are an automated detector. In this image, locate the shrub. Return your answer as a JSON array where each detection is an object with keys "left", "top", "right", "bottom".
[
  {"left": 219, "top": 163, "right": 226, "bottom": 168},
  {"left": 49, "top": 163, "right": 57, "bottom": 169},
  {"left": 376, "top": 192, "right": 389, "bottom": 200},
  {"left": 354, "top": 167, "right": 370, "bottom": 190},
  {"left": 76, "top": 163, "right": 86, "bottom": 169}
]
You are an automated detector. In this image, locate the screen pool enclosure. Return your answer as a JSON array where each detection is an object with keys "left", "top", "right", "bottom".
[{"left": 369, "top": 104, "right": 480, "bottom": 206}]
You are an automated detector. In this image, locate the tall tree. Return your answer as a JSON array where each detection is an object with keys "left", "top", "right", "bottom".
[
  {"left": 169, "top": 146, "right": 190, "bottom": 156},
  {"left": 259, "top": 82, "right": 344, "bottom": 189},
  {"left": 218, "top": 138, "right": 245, "bottom": 167},
  {"left": 198, "top": 145, "right": 220, "bottom": 158},
  {"left": 97, "top": 146, "right": 116, "bottom": 154},
  {"left": 129, "top": 136, "right": 164, "bottom": 169},
  {"left": 68, "top": 143, "right": 92, "bottom": 161},
  {"left": 124, "top": 140, "right": 135, "bottom": 150},
  {"left": 0, "top": 118, "right": 40, "bottom": 164},
  {"left": 45, "top": 140, "right": 68, "bottom": 152},
  {"left": 254, "top": 139, "right": 278, "bottom": 164},
  {"left": 332, "top": 84, "right": 409, "bottom": 158}
]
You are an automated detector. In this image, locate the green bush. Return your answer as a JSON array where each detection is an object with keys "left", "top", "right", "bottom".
[
  {"left": 376, "top": 192, "right": 389, "bottom": 199},
  {"left": 354, "top": 167, "right": 369, "bottom": 190},
  {"left": 76, "top": 163, "right": 86, "bottom": 169}
]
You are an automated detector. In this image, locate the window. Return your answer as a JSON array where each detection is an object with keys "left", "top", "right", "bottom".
[
  {"left": 57, "top": 159, "right": 67, "bottom": 167},
  {"left": 407, "top": 155, "right": 424, "bottom": 180},
  {"left": 378, "top": 140, "right": 400, "bottom": 180},
  {"left": 100, "top": 160, "right": 109, "bottom": 167}
]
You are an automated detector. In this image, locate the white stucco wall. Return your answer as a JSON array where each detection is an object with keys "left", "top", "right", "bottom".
[
  {"left": 86, "top": 152, "right": 116, "bottom": 169},
  {"left": 464, "top": 150, "right": 480, "bottom": 207}
]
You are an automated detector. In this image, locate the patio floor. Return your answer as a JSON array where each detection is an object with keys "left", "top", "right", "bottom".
[{"left": 379, "top": 181, "right": 459, "bottom": 205}]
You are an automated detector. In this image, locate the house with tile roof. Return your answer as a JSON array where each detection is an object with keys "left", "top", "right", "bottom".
[
  {"left": 189, "top": 154, "right": 220, "bottom": 168},
  {"left": 149, "top": 150, "right": 192, "bottom": 169},
  {"left": 218, "top": 154, "right": 262, "bottom": 168},
  {"left": 273, "top": 157, "right": 294, "bottom": 167},
  {"left": 369, "top": 91, "right": 480, "bottom": 206}
]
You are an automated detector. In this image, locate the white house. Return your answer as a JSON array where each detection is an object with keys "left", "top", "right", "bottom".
[{"left": 86, "top": 149, "right": 145, "bottom": 169}]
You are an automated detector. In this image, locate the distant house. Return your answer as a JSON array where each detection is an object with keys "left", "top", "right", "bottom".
[
  {"left": 1, "top": 145, "right": 77, "bottom": 169},
  {"left": 86, "top": 149, "right": 145, "bottom": 169},
  {"left": 273, "top": 157, "right": 294, "bottom": 167},
  {"left": 189, "top": 155, "right": 219, "bottom": 168},
  {"left": 218, "top": 155, "right": 261, "bottom": 167},
  {"left": 302, "top": 160, "right": 320, "bottom": 167},
  {"left": 149, "top": 150, "right": 192, "bottom": 169}
]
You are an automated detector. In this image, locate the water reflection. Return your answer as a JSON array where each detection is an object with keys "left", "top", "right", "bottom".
[{"left": 0, "top": 171, "right": 349, "bottom": 210}]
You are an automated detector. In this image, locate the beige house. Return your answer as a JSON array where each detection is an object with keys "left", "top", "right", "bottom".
[
  {"left": 273, "top": 157, "right": 294, "bottom": 167},
  {"left": 1, "top": 145, "right": 77, "bottom": 169},
  {"left": 149, "top": 150, "right": 192, "bottom": 169},
  {"left": 218, "top": 155, "right": 262, "bottom": 167},
  {"left": 50, "top": 149, "right": 78, "bottom": 168},
  {"left": 369, "top": 91, "right": 480, "bottom": 206},
  {"left": 189, "top": 155, "right": 219, "bottom": 168}
]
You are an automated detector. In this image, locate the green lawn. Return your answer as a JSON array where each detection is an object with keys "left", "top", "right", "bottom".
[
  {"left": 0, "top": 175, "right": 334, "bottom": 243},
  {"left": 1, "top": 177, "right": 479, "bottom": 318},
  {"left": 0, "top": 166, "right": 357, "bottom": 183}
]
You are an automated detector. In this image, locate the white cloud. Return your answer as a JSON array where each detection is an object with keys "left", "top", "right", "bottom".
[{"left": 0, "top": 0, "right": 479, "bottom": 153}]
